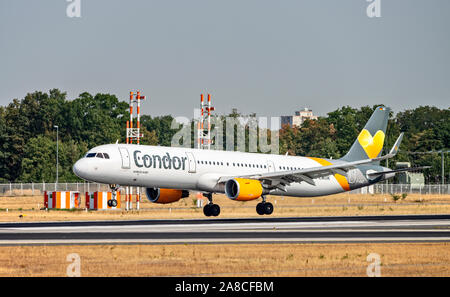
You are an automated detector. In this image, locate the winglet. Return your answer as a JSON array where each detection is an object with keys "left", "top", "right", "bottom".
[
  {"left": 372, "top": 132, "right": 404, "bottom": 163},
  {"left": 389, "top": 132, "right": 404, "bottom": 156}
]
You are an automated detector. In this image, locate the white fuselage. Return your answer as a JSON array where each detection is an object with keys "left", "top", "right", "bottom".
[{"left": 73, "top": 144, "right": 375, "bottom": 198}]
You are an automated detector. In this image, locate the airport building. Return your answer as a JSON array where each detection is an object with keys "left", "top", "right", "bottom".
[
  {"left": 395, "top": 162, "right": 425, "bottom": 188},
  {"left": 281, "top": 108, "right": 318, "bottom": 127}
]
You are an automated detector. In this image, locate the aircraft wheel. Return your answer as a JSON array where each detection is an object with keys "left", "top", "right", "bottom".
[
  {"left": 263, "top": 202, "right": 274, "bottom": 215},
  {"left": 203, "top": 204, "right": 212, "bottom": 216},
  {"left": 256, "top": 203, "right": 265, "bottom": 215},
  {"left": 107, "top": 200, "right": 112, "bottom": 207},
  {"left": 111, "top": 199, "right": 117, "bottom": 207},
  {"left": 211, "top": 204, "right": 220, "bottom": 217}
]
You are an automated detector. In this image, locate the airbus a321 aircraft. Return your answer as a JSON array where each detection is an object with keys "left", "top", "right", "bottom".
[{"left": 73, "top": 106, "right": 427, "bottom": 217}]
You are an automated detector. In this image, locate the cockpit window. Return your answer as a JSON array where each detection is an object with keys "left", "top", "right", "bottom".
[{"left": 86, "top": 152, "right": 110, "bottom": 159}]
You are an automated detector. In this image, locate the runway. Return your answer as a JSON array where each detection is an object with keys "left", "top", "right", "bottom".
[{"left": 0, "top": 214, "right": 449, "bottom": 245}]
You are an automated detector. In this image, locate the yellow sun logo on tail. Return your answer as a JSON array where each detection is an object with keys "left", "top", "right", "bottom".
[{"left": 357, "top": 129, "right": 385, "bottom": 159}]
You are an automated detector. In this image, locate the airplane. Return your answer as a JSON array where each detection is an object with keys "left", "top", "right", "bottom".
[{"left": 73, "top": 106, "right": 429, "bottom": 217}]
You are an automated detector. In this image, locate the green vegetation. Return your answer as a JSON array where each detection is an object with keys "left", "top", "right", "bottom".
[
  {"left": 391, "top": 194, "right": 401, "bottom": 202},
  {"left": 0, "top": 89, "right": 177, "bottom": 182},
  {"left": 0, "top": 89, "right": 448, "bottom": 183},
  {"left": 278, "top": 105, "right": 449, "bottom": 184},
  {"left": 390, "top": 193, "right": 408, "bottom": 202}
]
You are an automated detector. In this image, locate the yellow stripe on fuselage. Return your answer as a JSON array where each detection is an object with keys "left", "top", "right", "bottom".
[{"left": 307, "top": 157, "right": 350, "bottom": 191}]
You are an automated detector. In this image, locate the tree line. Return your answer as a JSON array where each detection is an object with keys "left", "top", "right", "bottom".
[{"left": 0, "top": 89, "right": 448, "bottom": 183}]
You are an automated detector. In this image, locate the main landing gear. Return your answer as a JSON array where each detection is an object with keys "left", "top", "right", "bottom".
[
  {"left": 256, "top": 195, "right": 273, "bottom": 215},
  {"left": 107, "top": 184, "right": 119, "bottom": 207},
  {"left": 203, "top": 193, "right": 220, "bottom": 217}
]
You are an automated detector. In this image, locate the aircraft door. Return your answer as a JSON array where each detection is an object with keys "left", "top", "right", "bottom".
[
  {"left": 266, "top": 160, "right": 275, "bottom": 172},
  {"left": 119, "top": 147, "right": 131, "bottom": 169},
  {"left": 185, "top": 152, "right": 197, "bottom": 173}
]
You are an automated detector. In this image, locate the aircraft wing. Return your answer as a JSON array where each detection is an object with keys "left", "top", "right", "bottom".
[{"left": 217, "top": 156, "right": 383, "bottom": 191}]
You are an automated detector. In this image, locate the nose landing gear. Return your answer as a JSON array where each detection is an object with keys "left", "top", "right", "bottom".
[
  {"left": 108, "top": 184, "right": 119, "bottom": 208},
  {"left": 256, "top": 195, "right": 273, "bottom": 215},
  {"left": 202, "top": 193, "right": 221, "bottom": 217},
  {"left": 108, "top": 199, "right": 118, "bottom": 207}
]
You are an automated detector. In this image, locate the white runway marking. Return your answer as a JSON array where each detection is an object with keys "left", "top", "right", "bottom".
[{"left": 0, "top": 216, "right": 449, "bottom": 245}]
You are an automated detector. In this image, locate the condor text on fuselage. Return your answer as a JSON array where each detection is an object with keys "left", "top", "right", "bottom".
[{"left": 133, "top": 150, "right": 188, "bottom": 171}]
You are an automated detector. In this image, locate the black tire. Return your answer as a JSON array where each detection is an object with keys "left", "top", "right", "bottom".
[
  {"left": 204, "top": 204, "right": 220, "bottom": 217},
  {"left": 203, "top": 204, "right": 212, "bottom": 216},
  {"left": 111, "top": 199, "right": 117, "bottom": 207},
  {"left": 107, "top": 200, "right": 112, "bottom": 207},
  {"left": 256, "top": 203, "right": 265, "bottom": 215},
  {"left": 213, "top": 204, "right": 220, "bottom": 217},
  {"left": 264, "top": 202, "right": 274, "bottom": 215}
]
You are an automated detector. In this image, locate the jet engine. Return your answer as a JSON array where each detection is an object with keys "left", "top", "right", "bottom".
[
  {"left": 145, "top": 188, "right": 189, "bottom": 204},
  {"left": 225, "top": 178, "right": 264, "bottom": 201}
]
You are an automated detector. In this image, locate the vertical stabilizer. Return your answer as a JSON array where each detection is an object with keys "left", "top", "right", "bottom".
[{"left": 340, "top": 106, "right": 390, "bottom": 162}]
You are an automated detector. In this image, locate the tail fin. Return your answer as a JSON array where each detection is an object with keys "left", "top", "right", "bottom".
[{"left": 341, "top": 106, "right": 390, "bottom": 162}]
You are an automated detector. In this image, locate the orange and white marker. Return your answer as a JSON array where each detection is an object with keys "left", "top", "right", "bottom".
[
  {"left": 44, "top": 191, "right": 80, "bottom": 209},
  {"left": 125, "top": 186, "right": 129, "bottom": 211},
  {"left": 129, "top": 186, "right": 133, "bottom": 210},
  {"left": 136, "top": 187, "right": 140, "bottom": 210},
  {"left": 85, "top": 192, "right": 121, "bottom": 210}
]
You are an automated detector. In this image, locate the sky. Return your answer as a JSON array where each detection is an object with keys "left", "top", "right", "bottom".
[{"left": 0, "top": 0, "right": 449, "bottom": 118}]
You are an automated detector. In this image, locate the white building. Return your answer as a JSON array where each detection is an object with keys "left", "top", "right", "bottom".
[{"left": 281, "top": 108, "right": 318, "bottom": 127}]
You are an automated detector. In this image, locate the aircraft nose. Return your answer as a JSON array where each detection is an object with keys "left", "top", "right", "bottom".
[{"left": 73, "top": 159, "right": 88, "bottom": 179}]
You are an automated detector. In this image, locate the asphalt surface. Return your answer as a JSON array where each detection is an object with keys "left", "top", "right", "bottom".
[{"left": 0, "top": 214, "right": 449, "bottom": 245}]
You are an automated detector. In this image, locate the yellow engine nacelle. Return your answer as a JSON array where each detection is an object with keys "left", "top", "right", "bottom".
[
  {"left": 225, "top": 178, "right": 263, "bottom": 201},
  {"left": 145, "top": 188, "right": 189, "bottom": 204}
]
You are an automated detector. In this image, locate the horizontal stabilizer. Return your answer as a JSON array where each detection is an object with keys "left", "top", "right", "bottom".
[{"left": 367, "top": 166, "right": 431, "bottom": 177}]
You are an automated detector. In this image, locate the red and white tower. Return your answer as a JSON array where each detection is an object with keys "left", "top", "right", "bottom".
[
  {"left": 126, "top": 91, "right": 146, "bottom": 210},
  {"left": 197, "top": 93, "right": 214, "bottom": 150},
  {"left": 196, "top": 93, "right": 214, "bottom": 208}
]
